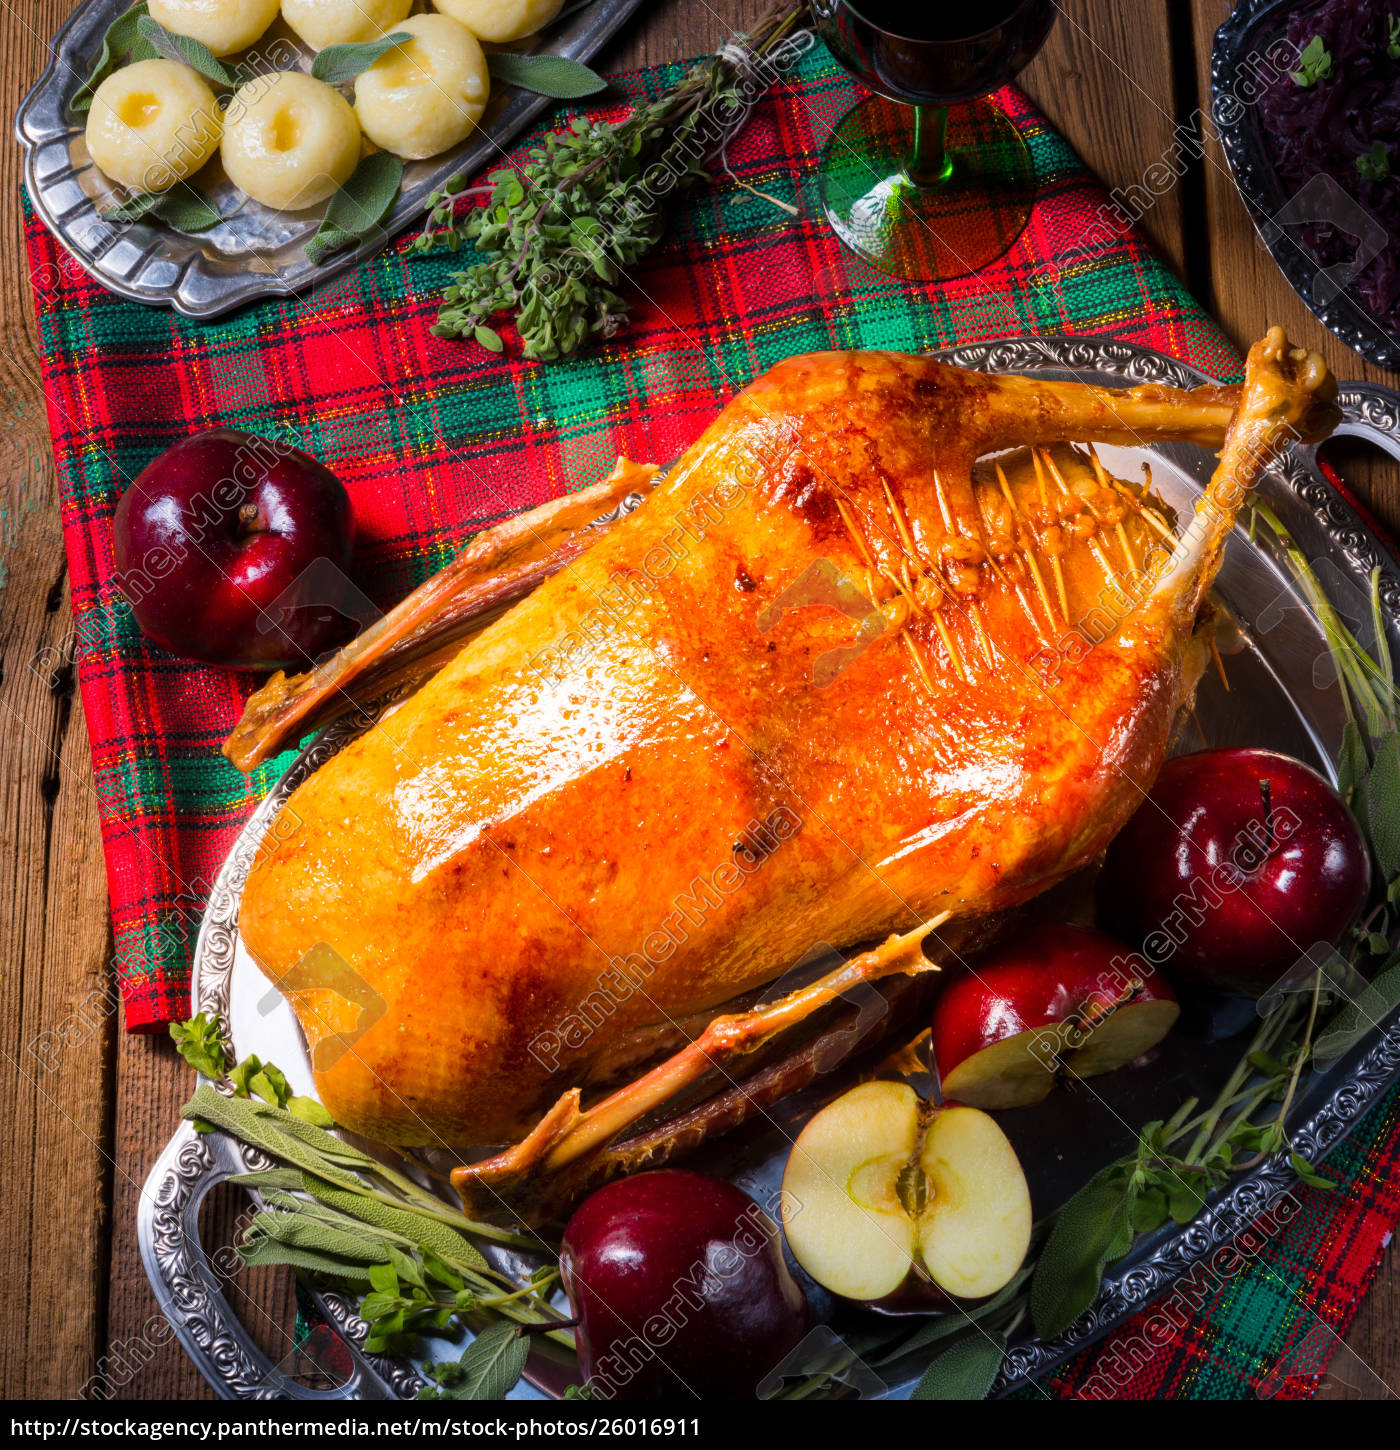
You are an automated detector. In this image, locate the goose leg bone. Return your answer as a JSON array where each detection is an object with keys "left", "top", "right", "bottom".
[{"left": 451, "top": 912, "right": 952, "bottom": 1213}]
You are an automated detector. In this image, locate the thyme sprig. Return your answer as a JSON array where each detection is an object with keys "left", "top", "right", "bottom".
[{"left": 412, "top": 1, "right": 805, "bottom": 359}]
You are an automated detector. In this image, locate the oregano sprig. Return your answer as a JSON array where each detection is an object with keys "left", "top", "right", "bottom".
[{"left": 414, "top": 0, "right": 805, "bottom": 359}]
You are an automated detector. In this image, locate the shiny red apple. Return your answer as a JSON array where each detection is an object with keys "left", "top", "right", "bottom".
[
  {"left": 932, "top": 923, "right": 1179, "bottom": 1109},
  {"left": 113, "top": 427, "right": 358, "bottom": 669},
  {"left": 559, "top": 1170, "right": 807, "bottom": 1400},
  {"left": 1098, "top": 747, "right": 1370, "bottom": 996}
]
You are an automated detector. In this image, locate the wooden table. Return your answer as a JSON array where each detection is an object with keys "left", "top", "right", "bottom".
[{"left": 1, "top": 0, "right": 1396, "bottom": 1401}]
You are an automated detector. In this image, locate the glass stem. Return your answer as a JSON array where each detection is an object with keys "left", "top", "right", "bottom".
[{"left": 907, "top": 104, "right": 953, "bottom": 188}]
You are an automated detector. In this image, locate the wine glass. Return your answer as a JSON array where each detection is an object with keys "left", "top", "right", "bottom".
[{"left": 812, "top": 0, "right": 1056, "bottom": 282}]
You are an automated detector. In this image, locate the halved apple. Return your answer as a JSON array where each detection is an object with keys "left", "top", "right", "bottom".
[
  {"left": 932, "top": 923, "right": 1179, "bottom": 1110},
  {"left": 781, "top": 1081, "right": 1032, "bottom": 1305}
]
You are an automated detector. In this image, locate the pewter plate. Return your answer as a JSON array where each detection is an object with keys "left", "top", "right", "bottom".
[
  {"left": 16, "top": 0, "right": 646, "bottom": 320},
  {"left": 1212, "top": 0, "right": 1400, "bottom": 371},
  {"left": 140, "top": 336, "right": 1400, "bottom": 1400}
]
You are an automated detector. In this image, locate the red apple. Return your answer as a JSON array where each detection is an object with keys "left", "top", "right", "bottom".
[
  {"left": 931, "top": 924, "right": 1179, "bottom": 1109},
  {"left": 113, "top": 427, "right": 358, "bottom": 669},
  {"left": 559, "top": 1170, "right": 807, "bottom": 1401},
  {"left": 781, "top": 1083, "right": 1031, "bottom": 1308},
  {"left": 1098, "top": 748, "right": 1370, "bottom": 996}
]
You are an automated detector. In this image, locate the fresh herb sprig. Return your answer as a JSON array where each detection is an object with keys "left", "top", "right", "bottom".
[
  {"left": 1291, "top": 33, "right": 1334, "bottom": 87},
  {"left": 171, "top": 1014, "right": 571, "bottom": 1390},
  {"left": 1357, "top": 141, "right": 1392, "bottom": 181},
  {"left": 413, "top": 1, "right": 804, "bottom": 358}
]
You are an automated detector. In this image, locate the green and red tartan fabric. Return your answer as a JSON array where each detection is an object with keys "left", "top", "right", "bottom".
[{"left": 21, "top": 41, "right": 1398, "bottom": 1399}]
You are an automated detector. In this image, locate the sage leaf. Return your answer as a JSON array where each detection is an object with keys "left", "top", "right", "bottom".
[
  {"left": 182, "top": 1086, "right": 370, "bottom": 1190},
  {"left": 1030, "top": 1172, "right": 1133, "bottom": 1339},
  {"left": 235, "top": 1234, "right": 376, "bottom": 1283},
  {"left": 311, "top": 31, "right": 413, "bottom": 86},
  {"left": 420, "top": 1322, "right": 529, "bottom": 1400},
  {"left": 910, "top": 1329, "right": 1007, "bottom": 1401},
  {"left": 300, "top": 1175, "right": 489, "bottom": 1272},
  {"left": 72, "top": 2, "right": 153, "bottom": 114},
  {"left": 1362, "top": 732, "right": 1400, "bottom": 882},
  {"left": 236, "top": 1095, "right": 379, "bottom": 1164},
  {"left": 245, "top": 1207, "right": 391, "bottom": 1263},
  {"left": 873, "top": 1263, "right": 1032, "bottom": 1367},
  {"left": 135, "top": 15, "right": 234, "bottom": 87},
  {"left": 227, "top": 1168, "right": 305, "bottom": 1193},
  {"left": 100, "top": 188, "right": 225, "bottom": 233},
  {"left": 486, "top": 52, "right": 606, "bottom": 99},
  {"left": 306, "top": 152, "right": 404, "bottom": 265},
  {"left": 1314, "top": 959, "right": 1400, "bottom": 1065},
  {"left": 141, "top": 190, "right": 224, "bottom": 233}
]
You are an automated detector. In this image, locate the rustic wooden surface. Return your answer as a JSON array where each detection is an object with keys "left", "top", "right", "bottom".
[{"left": 1, "top": 0, "right": 1396, "bottom": 1401}]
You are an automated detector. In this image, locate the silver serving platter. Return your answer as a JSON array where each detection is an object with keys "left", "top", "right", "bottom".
[
  {"left": 139, "top": 336, "right": 1400, "bottom": 1400},
  {"left": 16, "top": 0, "right": 646, "bottom": 320}
]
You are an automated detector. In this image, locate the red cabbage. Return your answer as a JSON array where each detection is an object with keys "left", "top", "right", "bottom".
[{"left": 1257, "top": 0, "right": 1400, "bottom": 331}]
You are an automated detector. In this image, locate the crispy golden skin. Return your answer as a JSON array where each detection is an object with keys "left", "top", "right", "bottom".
[{"left": 239, "top": 337, "right": 1334, "bottom": 1149}]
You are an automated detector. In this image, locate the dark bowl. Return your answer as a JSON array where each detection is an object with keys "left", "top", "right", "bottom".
[{"left": 1212, "top": 0, "right": 1400, "bottom": 371}]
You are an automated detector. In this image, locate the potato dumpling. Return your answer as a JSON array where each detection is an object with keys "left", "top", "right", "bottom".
[
  {"left": 431, "top": 0, "right": 564, "bottom": 43},
  {"left": 221, "top": 72, "right": 361, "bottom": 210},
  {"left": 281, "top": 0, "right": 414, "bottom": 51},
  {"left": 147, "top": 0, "right": 281, "bottom": 56},
  {"left": 354, "top": 15, "right": 488, "bottom": 161},
  {"left": 85, "top": 59, "right": 222, "bottom": 194}
]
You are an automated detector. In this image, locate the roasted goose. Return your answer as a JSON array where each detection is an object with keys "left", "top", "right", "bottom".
[{"left": 236, "top": 329, "right": 1337, "bottom": 1209}]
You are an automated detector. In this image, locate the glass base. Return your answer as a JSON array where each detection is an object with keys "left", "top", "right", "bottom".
[{"left": 818, "top": 93, "right": 1035, "bottom": 283}]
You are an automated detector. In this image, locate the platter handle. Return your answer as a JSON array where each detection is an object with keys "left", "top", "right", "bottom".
[
  {"left": 136, "top": 1119, "right": 388, "bottom": 1400},
  {"left": 1331, "top": 380, "right": 1400, "bottom": 464}
]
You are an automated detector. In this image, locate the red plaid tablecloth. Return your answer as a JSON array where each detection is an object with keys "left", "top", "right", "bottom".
[{"left": 22, "top": 39, "right": 1399, "bottom": 1401}]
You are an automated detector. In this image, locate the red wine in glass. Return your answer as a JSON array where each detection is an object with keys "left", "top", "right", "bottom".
[{"left": 813, "top": 0, "right": 1056, "bottom": 280}]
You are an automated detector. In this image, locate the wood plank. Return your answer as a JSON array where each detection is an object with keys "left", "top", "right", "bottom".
[
  {"left": 1019, "top": 0, "right": 1188, "bottom": 278},
  {"left": 0, "top": 0, "right": 117, "bottom": 1402}
]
